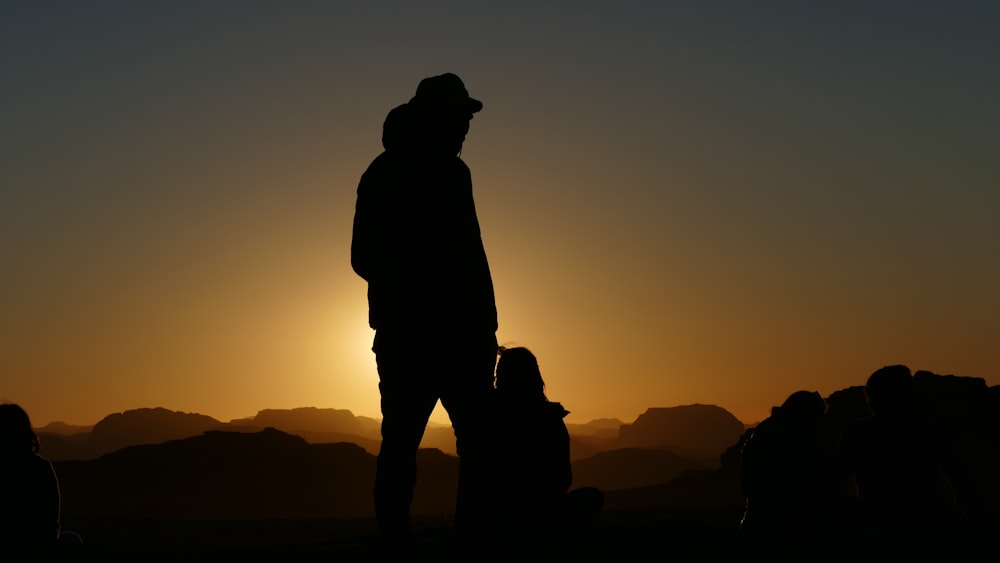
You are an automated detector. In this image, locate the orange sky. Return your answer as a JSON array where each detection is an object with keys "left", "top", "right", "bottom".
[{"left": 3, "top": 3, "right": 998, "bottom": 428}]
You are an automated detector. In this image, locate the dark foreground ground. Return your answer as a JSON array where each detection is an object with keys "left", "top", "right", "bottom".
[
  {"left": 37, "top": 506, "right": 744, "bottom": 562},
  {"left": 28, "top": 506, "right": 997, "bottom": 562}
]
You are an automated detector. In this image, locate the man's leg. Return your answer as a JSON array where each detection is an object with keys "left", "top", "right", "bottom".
[
  {"left": 372, "top": 331, "right": 439, "bottom": 554},
  {"left": 439, "top": 333, "right": 499, "bottom": 552}
]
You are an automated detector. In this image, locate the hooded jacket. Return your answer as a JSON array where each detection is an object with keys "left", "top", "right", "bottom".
[
  {"left": 351, "top": 103, "right": 498, "bottom": 332},
  {"left": 494, "top": 398, "right": 573, "bottom": 514}
]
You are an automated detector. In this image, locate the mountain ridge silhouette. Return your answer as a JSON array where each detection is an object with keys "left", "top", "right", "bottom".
[
  {"left": 31, "top": 372, "right": 1000, "bottom": 509},
  {"left": 26, "top": 370, "right": 1000, "bottom": 561},
  {"left": 37, "top": 403, "right": 743, "bottom": 463},
  {"left": 52, "top": 426, "right": 726, "bottom": 521}
]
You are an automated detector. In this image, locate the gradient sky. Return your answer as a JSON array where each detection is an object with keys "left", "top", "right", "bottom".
[{"left": 3, "top": 2, "right": 998, "bottom": 428}]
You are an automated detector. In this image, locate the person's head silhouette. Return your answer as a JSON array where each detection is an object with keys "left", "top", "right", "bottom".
[
  {"left": 381, "top": 103, "right": 413, "bottom": 151},
  {"left": 774, "top": 390, "right": 826, "bottom": 429},
  {"left": 495, "top": 346, "right": 547, "bottom": 402},
  {"left": 0, "top": 403, "right": 40, "bottom": 455},
  {"left": 406, "top": 73, "right": 482, "bottom": 156},
  {"left": 865, "top": 364, "right": 917, "bottom": 417}
]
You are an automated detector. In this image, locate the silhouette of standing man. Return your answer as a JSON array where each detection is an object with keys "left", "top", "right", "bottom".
[{"left": 351, "top": 73, "right": 498, "bottom": 558}]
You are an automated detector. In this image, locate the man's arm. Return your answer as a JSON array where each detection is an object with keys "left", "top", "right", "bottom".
[{"left": 351, "top": 165, "right": 382, "bottom": 283}]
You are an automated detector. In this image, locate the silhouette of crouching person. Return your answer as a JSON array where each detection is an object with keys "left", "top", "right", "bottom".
[
  {"left": 739, "top": 390, "right": 832, "bottom": 557},
  {"left": 0, "top": 403, "right": 83, "bottom": 556},
  {"left": 491, "top": 347, "right": 603, "bottom": 556},
  {"left": 833, "top": 365, "right": 984, "bottom": 556}
]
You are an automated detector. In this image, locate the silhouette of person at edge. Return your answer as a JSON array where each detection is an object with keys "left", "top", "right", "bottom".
[
  {"left": 351, "top": 73, "right": 499, "bottom": 559},
  {"left": 0, "top": 403, "right": 83, "bottom": 553},
  {"left": 833, "top": 365, "right": 984, "bottom": 554},
  {"left": 739, "top": 390, "right": 831, "bottom": 555},
  {"left": 492, "top": 347, "right": 604, "bottom": 556}
]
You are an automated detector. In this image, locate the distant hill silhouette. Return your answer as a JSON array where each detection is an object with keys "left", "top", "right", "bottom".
[
  {"left": 229, "top": 407, "right": 382, "bottom": 454},
  {"left": 38, "top": 421, "right": 93, "bottom": 434},
  {"left": 21, "top": 369, "right": 999, "bottom": 562},
  {"left": 34, "top": 370, "right": 1000, "bottom": 529},
  {"left": 604, "top": 467, "right": 745, "bottom": 512},
  {"left": 416, "top": 423, "right": 461, "bottom": 455},
  {"left": 572, "top": 447, "right": 712, "bottom": 491},
  {"left": 566, "top": 418, "right": 624, "bottom": 438},
  {"left": 241, "top": 407, "right": 381, "bottom": 439},
  {"left": 36, "top": 430, "right": 91, "bottom": 461},
  {"left": 53, "top": 426, "right": 719, "bottom": 523},
  {"left": 55, "top": 428, "right": 458, "bottom": 520},
  {"left": 87, "top": 407, "right": 227, "bottom": 459},
  {"left": 566, "top": 418, "right": 624, "bottom": 461},
  {"left": 618, "top": 404, "right": 746, "bottom": 460},
  {"left": 39, "top": 407, "right": 386, "bottom": 460},
  {"left": 36, "top": 403, "right": 747, "bottom": 465},
  {"left": 569, "top": 433, "right": 619, "bottom": 462},
  {"left": 415, "top": 407, "right": 744, "bottom": 463}
]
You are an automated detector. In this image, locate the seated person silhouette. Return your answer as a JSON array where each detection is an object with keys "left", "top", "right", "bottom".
[
  {"left": 739, "top": 390, "right": 831, "bottom": 550},
  {"left": 0, "top": 403, "right": 82, "bottom": 552},
  {"left": 834, "top": 365, "right": 980, "bottom": 549},
  {"left": 491, "top": 346, "right": 603, "bottom": 553}
]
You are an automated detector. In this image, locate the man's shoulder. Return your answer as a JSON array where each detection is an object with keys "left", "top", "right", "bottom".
[
  {"left": 363, "top": 151, "right": 398, "bottom": 172},
  {"left": 359, "top": 152, "right": 408, "bottom": 187}
]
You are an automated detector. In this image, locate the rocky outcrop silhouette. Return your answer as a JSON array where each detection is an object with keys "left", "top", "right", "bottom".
[{"left": 617, "top": 404, "right": 746, "bottom": 459}]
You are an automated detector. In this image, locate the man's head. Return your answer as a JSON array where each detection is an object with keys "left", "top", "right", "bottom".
[
  {"left": 408, "top": 73, "right": 482, "bottom": 155},
  {"left": 409, "top": 73, "right": 483, "bottom": 114}
]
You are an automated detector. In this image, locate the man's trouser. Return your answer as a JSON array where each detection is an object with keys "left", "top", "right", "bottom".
[{"left": 372, "top": 329, "right": 498, "bottom": 550}]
